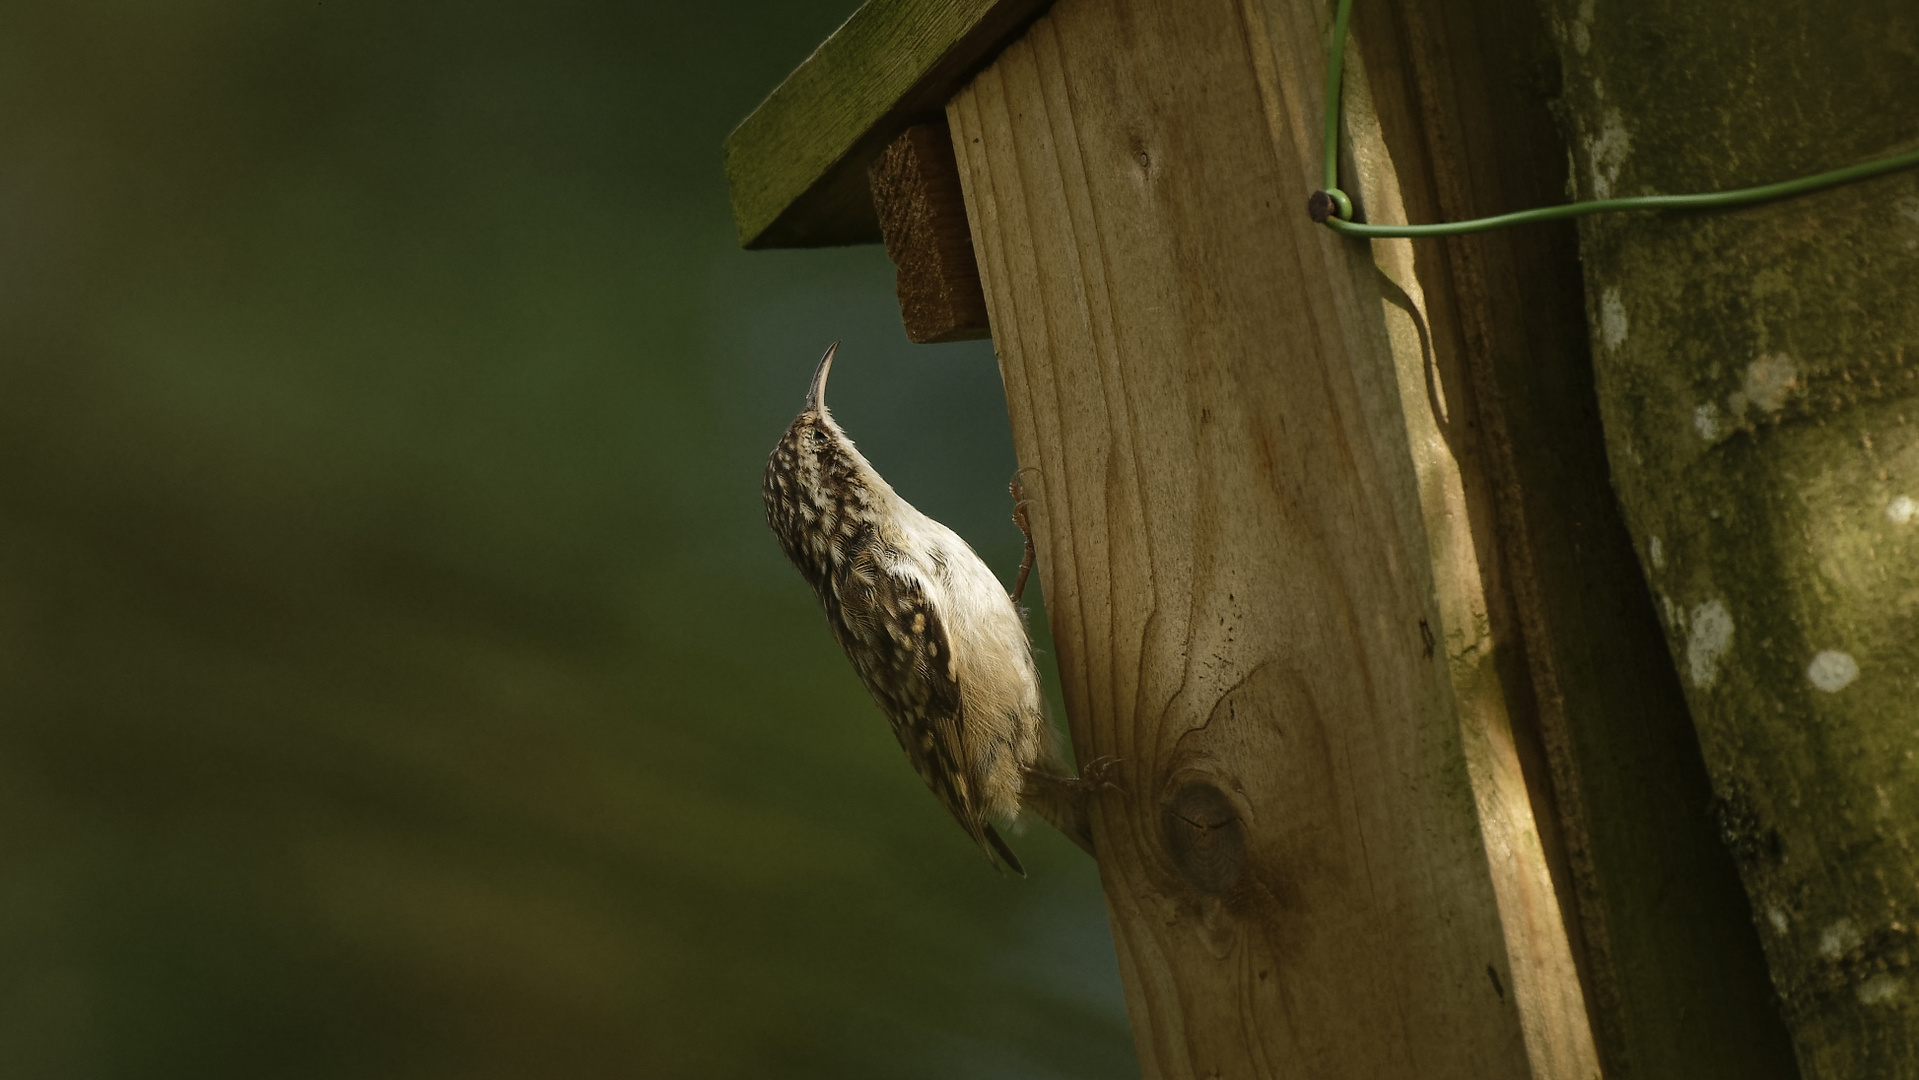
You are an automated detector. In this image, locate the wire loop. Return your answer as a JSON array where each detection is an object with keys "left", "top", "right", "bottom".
[{"left": 1314, "top": 0, "right": 1919, "bottom": 238}]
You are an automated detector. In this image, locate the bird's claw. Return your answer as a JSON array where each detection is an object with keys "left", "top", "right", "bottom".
[
  {"left": 1077, "top": 755, "right": 1124, "bottom": 794},
  {"left": 1009, "top": 472, "right": 1038, "bottom": 604}
]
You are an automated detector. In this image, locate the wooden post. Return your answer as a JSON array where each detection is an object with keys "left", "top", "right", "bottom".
[{"left": 946, "top": 0, "right": 1596, "bottom": 1073}]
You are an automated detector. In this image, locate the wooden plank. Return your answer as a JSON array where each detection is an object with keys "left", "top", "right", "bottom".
[
  {"left": 1364, "top": 0, "right": 1803, "bottom": 1072},
  {"left": 869, "top": 120, "right": 991, "bottom": 343},
  {"left": 1311, "top": 23, "right": 1602, "bottom": 1078},
  {"left": 722, "top": 0, "right": 1053, "bottom": 249},
  {"left": 946, "top": 0, "right": 1599, "bottom": 1073}
]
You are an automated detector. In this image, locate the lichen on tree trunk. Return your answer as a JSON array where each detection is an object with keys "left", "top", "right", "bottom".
[{"left": 1539, "top": 0, "right": 1919, "bottom": 1074}]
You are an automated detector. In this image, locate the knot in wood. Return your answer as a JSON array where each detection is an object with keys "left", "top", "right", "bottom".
[{"left": 1162, "top": 781, "right": 1244, "bottom": 894}]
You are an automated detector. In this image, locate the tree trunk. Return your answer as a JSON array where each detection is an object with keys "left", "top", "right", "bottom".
[{"left": 1542, "top": 1, "right": 1919, "bottom": 1074}]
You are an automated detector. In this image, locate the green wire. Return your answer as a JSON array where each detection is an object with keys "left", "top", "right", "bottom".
[
  {"left": 1321, "top": 0, "right": 1352, "bottom": 196},
  {"left": 1314, "top": 0, "right": 1919, "bottom": 238}
]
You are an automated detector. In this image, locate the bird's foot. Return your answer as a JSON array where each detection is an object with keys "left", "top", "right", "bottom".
[
  {"left": 1075, "top": 755, "right": 1123, "bottom": 793},
  {"left": 1020, "top": 756, "right": 1124, "bottom": 859},
  {"left": 1009, "top": 472, "right": 1038, "bottom": 604}
]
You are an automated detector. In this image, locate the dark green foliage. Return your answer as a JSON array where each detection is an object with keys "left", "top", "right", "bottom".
[{"left": 0, "top": 2, "right": 1133, "bottom": 1076}]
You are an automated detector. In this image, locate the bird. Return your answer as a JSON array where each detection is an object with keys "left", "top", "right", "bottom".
[{"left": 762, "top": 342, "right": 1106, "bottom": 875}]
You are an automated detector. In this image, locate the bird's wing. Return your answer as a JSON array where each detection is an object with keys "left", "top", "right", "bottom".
[{"left": 831, "top": 532, "right": 1022, "bottom": 876}]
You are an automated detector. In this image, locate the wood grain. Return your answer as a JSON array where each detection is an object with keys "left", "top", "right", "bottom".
[
  {"left": 722, "top": 0, "right": 1055, "bottom": 249},
  {"left": 869, "top": 121, "right": 992, "bottom": 343},
  {"left": 946, "top": 0, "right": 1599, "bottom": 1074}
]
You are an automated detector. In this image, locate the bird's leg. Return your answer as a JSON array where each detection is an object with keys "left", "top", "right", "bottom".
[
  {"left": 1007, "top": 465, "right": 1119, "bottom": 856},
  {"left": 1019, "top": 756, "right": 1122, "bottom": 858},
  {"left": 1009, "top": 472, "right": 1038, "bottom": 604}
]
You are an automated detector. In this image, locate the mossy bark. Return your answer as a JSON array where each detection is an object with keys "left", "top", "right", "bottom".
[{"left": 1539, "top": 0, "right": 1919, "bottom": 1074}]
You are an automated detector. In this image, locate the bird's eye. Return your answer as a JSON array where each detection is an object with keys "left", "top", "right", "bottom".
[{"left": 810, "top": 430, "right": 828, "bottom": 447}]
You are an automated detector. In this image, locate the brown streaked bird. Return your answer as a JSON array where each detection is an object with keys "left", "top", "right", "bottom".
[{"left": 762, "top": 342, "right": 1105, "bottom": 875}]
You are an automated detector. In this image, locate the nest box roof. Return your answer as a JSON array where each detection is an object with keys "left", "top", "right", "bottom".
[{"left": 722, "top": 0, "right": 1053, "bottom": 250}]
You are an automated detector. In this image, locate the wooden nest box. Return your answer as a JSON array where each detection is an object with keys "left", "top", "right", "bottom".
[{"left": 725, "top": 0, "right": 1802, "bottom": 1076}]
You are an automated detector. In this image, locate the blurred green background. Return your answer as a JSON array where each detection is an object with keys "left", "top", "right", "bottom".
[{"left": 0, "top": 1, "right": 1134, "bottom": 1076}]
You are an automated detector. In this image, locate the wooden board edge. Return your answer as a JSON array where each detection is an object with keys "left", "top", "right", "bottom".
[{"left": 723, "top": 0, "right": 1055, "bottom": 249}]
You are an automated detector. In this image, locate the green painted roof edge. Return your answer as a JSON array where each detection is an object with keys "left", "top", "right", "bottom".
[{"left": 723, "top": 0, "right": 1053, "bottom": 250}]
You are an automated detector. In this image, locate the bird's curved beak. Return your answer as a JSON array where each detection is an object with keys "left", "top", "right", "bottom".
[{"left": 805, "top": 341, "right": 838, "bottom": 413}]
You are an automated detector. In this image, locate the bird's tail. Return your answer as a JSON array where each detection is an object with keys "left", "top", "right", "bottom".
[{"left": 982, "top": 823, "right": 1026, "bottom": 877}]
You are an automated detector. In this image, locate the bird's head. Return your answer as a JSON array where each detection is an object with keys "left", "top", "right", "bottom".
[{"left": 763, "top": 343, "right": 878, "bottom": 564}]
